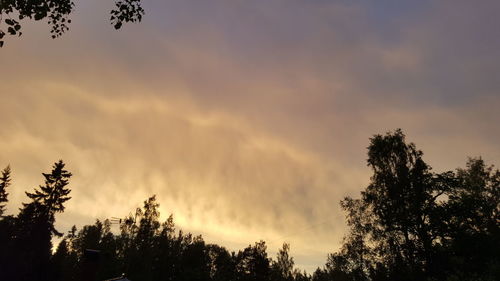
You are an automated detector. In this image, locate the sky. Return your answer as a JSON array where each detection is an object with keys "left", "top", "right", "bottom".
[{"left": 1, "top": 0, "right": 500, "bottom": 272}]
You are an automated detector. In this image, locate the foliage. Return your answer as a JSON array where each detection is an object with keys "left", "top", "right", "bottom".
[
  {"left": 0, "top": 0, "right": 144, "bottom": 47},
  {"left": 26, "top": 161, "right": 71, "bottom": 217},
  {"left": 271, "top": 243, "right": 295, "bottom": 281},
  {"left": 322, "top": 130, "right": 500, "bottom": 281},
  {"left": 0, "top": 160, "right": 73, "bottom": 280},
  {"left": 0, "top": 165, "right": 11, "bottom": 216},
  {"left": 0, "top": 130, "right": 498, "bottom": 281}
]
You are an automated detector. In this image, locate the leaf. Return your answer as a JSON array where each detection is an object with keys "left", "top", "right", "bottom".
[
  {"left": 7, "top": 27, "right": 16, "bottom": 35},
  {"left": 34, "top": 13, "right": 44, "bottom": 21},
  {"left": 14, "top": 24, "right": 21, "bottom": 31},
  {"left": 114, "top": 22, "right": 122, "bottom": 29},
  {"left": 5, "top": 19, "right": 14, "bottom": 25},
  {"left": 0, "top": 41, "right": 3, "bottom": 48}
]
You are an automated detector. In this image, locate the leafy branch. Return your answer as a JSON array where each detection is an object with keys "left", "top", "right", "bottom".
[{"left": 0, "top": 0, "right": 144, "bottom": 47}]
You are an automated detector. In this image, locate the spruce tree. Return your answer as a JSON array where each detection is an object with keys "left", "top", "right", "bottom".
[
  {"left": 15, "top": 160, "right": 73, "bottom": 281},
  {"left": 0, "top": 165, "right": 11, "bottom": 216},
  {"left": 24, "top": 160, "right": 72, "bottom": 231}
]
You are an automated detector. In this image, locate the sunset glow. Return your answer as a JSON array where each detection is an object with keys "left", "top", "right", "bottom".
[{"left": 1, "top": 0, "right": 499, "bottom": 273}]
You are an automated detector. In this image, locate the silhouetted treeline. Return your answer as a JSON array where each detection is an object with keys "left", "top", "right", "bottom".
[
  {"left": 0, "top": 129, "right": 498, "bottom": 281},
  {"left": 313, "top": 130, "right": 499, "bottom": 281}
]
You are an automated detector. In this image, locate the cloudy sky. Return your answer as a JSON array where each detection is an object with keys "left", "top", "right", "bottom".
[{"left": 1, "top": 0, "right": 499, "bottom": 272}]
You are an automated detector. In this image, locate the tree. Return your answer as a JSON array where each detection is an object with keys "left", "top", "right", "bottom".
[
  {"left": 207, "top": 244, "right": 236, "bottom": 281},
  {"left": 14, "top": 160, "right": 73, "bottom": 281},
  {"left": 50, "top": 226, "right": 79, "bottom": 281},
  {"left": 51, "top": 238, "right": 78, "bottom": 281},
  {"left": 328, "top": 129, "right": 500, "bottom": 281},
  {"left": 135, "top": 195, "right": 161, "bottom": 251},
  {"left": 362, "top": 129, "right": 439, "bottom": 279},
  {"left": 328, "top": 130, "right": 448, "bottom": 280},
  {"left": 270, "top": 243, "right": 310, "bottom": 281},
  {"left": 448, "top": 158, "right": 499, "bottom": 235},
  {"left": 0, "top": 165, "right": 11, "bottom": 216},
  {"left": 23, "top": 160, "right": 72, "bottom": 235},
  {"left": 326, "top": 198, "right": 372, "bottom": 281},
  {"left": 152, "top": 214, "right": 179, "bottom": 281},
  {"left": 178, "top": 234, "right": 211, "bottom": 281},
  {"left": 0, "top": 165, "right": 17, "bottom": 279},
  {"left": 437, "top": 158, "right": 500, "bottom": 281},
  {"left": 65, "top": 219, "right": 120, "bottom": 281},
  {"left": 0, "top": 0, "right": 144, "bottom": 47},
  {"left": 128, "top": 195, "right": 161, "bottom": 281},
  {"left": 271, "top": 243, "right": 295, "bottom": 281},
  {"left": 235, "top": 241, "right": 271, "bottom": 281},
  {"left": 0, "top": 212, "right": 17, "bottom": 279}
]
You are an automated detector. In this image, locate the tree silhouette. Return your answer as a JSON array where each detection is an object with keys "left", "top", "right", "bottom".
[
  {"left": 207, "top": 244, "right": 236, "bottom": 281},
  {"left": 0, "top": 131, "right": 498, "bottom": 281},
  {"left": 51, "top": 237, "right": 78, "bottom": 281},
  {"left": 436, "top": 157, "right": 500, "bottom": 281},
  {"left": 271, "top": 243, "right": 295, "bottom": 281},
  {"left": 363, "top": 129, "right": 438, "bottom": 279},
  {"left": 24, "top": 160, "right": 72, "bottom": 225},
  {"left": 0, "top": 165, "right": 11, "bottom": 216},
  {"left": 128, "top": 195, "right": 161, "bottom": 281},
  {"left": 15, "top": 160, "right": 73, "bottom": 281},
  {"left": 325, "top": 129, "right": 500, "bottom": 281},
  {"left": 235, "top": 241, "right": 271, "bottom": 281},
  {"left": 0, "top": 0, "right": 144, "bottom": 47}
]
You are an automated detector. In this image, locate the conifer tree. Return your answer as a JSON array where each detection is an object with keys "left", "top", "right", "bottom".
[
  {"left": 15, "top": 160, "right": 73, "bottom": 281},
  {"left": 0, "top": 165, "right": 11, "bottom": 216},
  {"left": 23, "top": 160, "right": 72, "bottom": 231}
]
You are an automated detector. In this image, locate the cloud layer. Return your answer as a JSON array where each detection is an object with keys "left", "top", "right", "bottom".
[{"left": 1, "top": 0, "right": 499, "bottom": 272}]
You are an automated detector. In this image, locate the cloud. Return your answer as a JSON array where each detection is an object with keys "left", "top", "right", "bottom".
[
  {"left": 1, "top": 0, "right": 499, "bottom": 272},
  {"left": 0, "top": 79, "right": 355, "bottom": 270}
]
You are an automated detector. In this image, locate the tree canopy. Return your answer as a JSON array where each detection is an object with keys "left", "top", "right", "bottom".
[
  {"left": 0, "top": 130, "right": 498, "bottom": 281},
  {"left": 315, "top": 130, "right": 499, "bottom": 281}
]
